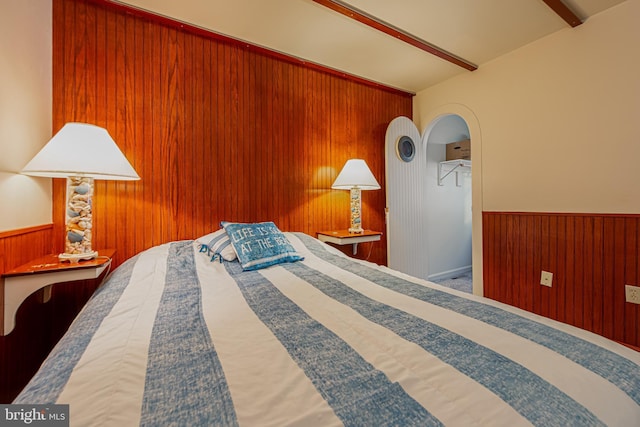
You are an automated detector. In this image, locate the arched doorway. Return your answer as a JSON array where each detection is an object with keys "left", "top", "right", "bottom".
[
  {"left": 423, "top": 115, "right": 472, "bottom": 288},
  {"left": 385, "top": 106, "right": 483, "bottom": 295}
]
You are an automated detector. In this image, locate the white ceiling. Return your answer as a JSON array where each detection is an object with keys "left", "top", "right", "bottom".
[{"left": 116, "top": 0, "right": 626, "bottom": 93}]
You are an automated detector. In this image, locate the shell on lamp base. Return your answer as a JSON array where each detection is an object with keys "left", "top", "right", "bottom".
[{"left": 60, "top": 176, "right": 97, "bottom": 262}]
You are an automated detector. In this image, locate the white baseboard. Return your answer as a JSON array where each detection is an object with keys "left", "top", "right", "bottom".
[{"left": 428, "top": 265, "right": 472, "bottom": 282}]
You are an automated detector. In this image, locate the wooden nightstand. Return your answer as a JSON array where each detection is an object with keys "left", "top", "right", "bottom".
[
  {"left": 317, "top": 230, "right": 382, "bottom": 255},
  {"left": 1, "top": 249, "right": 115, "bottom": 336}
]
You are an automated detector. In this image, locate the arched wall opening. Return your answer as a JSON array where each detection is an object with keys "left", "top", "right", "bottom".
[
  {"left": 422, "top": 115, "right": 472, "bottom": 285},
  {"left": 420, "top": 105, "right": 483, "bottom": 295}
]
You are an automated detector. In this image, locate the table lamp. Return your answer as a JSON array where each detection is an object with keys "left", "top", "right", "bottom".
[
  {"left": 332, "top": 159, "right": 380, "bottom": 233},
  {"left": 22, "top": 122, "right": 140, "bottom": 262}
]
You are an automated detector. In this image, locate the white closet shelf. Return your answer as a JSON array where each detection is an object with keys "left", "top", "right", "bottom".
[{"left": 438, "top": 159, "right": 471, "bottom": 186}]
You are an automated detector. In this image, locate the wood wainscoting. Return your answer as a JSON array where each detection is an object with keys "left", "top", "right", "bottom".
[
  {"left": 0, "top": 225, "right": 53, "bottom": 271},
  {"left": 483, "top": 211, "right": 640, "bottom": 348}
]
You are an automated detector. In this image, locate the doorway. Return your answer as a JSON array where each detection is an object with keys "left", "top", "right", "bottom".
[
  {"left": 423, "top": 115, "right": 472, "bottom": 291},
  {"left": 385, "top": 108, "right": 483, "bottom": 295}
]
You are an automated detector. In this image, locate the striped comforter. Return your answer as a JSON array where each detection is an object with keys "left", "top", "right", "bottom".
[{"left": 16, "top": 233, "right": 640, "bottom": 426}]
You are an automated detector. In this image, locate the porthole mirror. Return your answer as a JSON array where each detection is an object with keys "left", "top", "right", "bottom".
[{"left": 396, "top": 135, "right": 415, "bottom": 162}]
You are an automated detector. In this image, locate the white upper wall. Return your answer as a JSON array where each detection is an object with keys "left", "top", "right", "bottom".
[
  {"left": 0, "top": 0, "right": 52, "bottom": 231},
  {"left": 414, "top": 0, "right": 640, "bottom": 213}
]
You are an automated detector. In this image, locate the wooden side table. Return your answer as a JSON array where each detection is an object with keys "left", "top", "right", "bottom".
[
  {"left": 1, "top": 249, "right": 115, "bottom": 336},
  {"left": 317, "top": 230, "right": 382, "bottom": 255}
]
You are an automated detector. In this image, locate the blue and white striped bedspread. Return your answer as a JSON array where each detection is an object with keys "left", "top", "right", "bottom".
[{"left": 15, "top": 233, "right": 640, "bottom": 426}]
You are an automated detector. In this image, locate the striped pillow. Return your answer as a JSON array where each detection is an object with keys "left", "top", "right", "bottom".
[{"left": 196, "top": 229, "right": 237, "bottom": 262}]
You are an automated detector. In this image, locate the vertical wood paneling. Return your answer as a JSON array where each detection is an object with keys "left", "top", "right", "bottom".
[
  {"left": 54, "top": 0, "right": 412, "bottom": 262},
  {"left": 583, "top": 217, "right": 594, "bottom": 332},
  {"left": 603, "top": 217, "right": 615, "bottom": 338},
  {"left": 51, "top": 0, "right": 410, "bottom": 267},
  {"left": 573, "top": 216, "right": 584, "bottom": 328},
  {"left": 624, "top": 218, "right": 637, "bottom": 345},
  {"left": 548, "top": 215, "right": 558, "bottom": 321},
  {"left": 539, "top": 215, "right": 548, "bottom": 316},
  {"left": 555, "top": 216, "right": 566, "bottom": 324},
  {"left": 612, "top": 218, "right": 626, "bottom": 343},
  {"left": 483, "top": 212, "right": 640, "bottom": 347},
  {"left": 637, "top": 224, "right": 640, "bottom": 346}
]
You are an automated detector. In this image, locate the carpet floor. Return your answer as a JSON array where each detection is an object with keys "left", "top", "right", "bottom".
[{"left": 431, "top": 271, "right": 473, "bottom": 294}]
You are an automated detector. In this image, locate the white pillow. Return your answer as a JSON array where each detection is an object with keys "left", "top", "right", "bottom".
[{"left": 196, "top": 229, "right": 237, "bottom": 262}]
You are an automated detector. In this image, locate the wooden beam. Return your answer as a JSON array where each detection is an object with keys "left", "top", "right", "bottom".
[
  {"left": 541, "top": 0, "right": 583, "bottom": 27},
  {"left": 312, "top": 0, "right": 477, "bottom": 71}
]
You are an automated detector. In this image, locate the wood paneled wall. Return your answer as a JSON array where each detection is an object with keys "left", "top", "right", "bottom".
[
  {"left": 483, "top": 212, "right": 640, "bottom": 347},
  {"left": 51, "top": 0, "right": 412, "bottom": 268}
]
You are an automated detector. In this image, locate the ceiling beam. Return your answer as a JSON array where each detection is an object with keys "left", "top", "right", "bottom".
[
  {"left": 541, "top": 0, "right": 583, "bottom": 27},
  {"left": 311, "top": 0, "right": 477, "bottom": 71}
]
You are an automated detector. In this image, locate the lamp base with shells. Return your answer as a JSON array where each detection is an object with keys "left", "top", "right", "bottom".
[
  {"left": 61, "top": 176, "right": 97, "bottom": 263},
  {"left": 348, "top": 186, "right": 364, "bottom": 234}
]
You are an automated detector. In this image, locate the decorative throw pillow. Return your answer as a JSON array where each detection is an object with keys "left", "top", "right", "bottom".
[
  {"left": 196, "top": 229, "right": 237, "bottom": 262},
  {"left": 221, "top": 221, "right": 304, "bottom": 271}
]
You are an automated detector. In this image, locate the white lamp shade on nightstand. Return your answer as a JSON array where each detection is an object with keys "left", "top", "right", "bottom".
[
  {"left": 332, "top": 159, "right": 380, "bottom": 234},
  {"left": 22, "top": 122, "right": 140, "bottom": 262},
  {"left": 331, "top": 159, "right": 381, "bottom": 190},
  {"left": 21, "top": 122, "right": 140, "bottom": 180}
]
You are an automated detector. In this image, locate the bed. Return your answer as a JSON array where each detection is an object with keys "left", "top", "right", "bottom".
[{"left": 15, "top": 225, "right": 640, "bottom": 426}]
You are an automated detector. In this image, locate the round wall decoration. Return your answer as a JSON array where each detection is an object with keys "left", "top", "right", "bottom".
[{"left": 397, "top": 135, "right": 415, "bottom": 162}]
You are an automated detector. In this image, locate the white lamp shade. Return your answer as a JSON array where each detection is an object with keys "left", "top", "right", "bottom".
[
  {"left": 331, "top": 159, "right": 380, "bottom": 190},
  {"left": 21, "top": 122, "right": 140, "bottom": 180}
]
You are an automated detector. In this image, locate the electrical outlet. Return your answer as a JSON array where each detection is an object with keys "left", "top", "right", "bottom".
[
  {"left": 540, "top": 271, "right": 553, "bottom": 287},
  {"left": 626, "top": 285, "right": 640, "bottom": 304}
]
